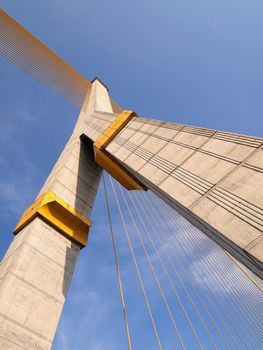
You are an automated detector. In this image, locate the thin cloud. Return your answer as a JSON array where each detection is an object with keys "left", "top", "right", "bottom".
[{"left": 0, "top": 109, "right": 34, "bottom": 143}]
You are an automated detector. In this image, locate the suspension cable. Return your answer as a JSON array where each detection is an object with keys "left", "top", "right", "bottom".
[
  {"left": 148, "top": 192, "right": 262, "bottom": 348},
  {"left": 137, "top": 192, "right": 241, "bottom": 349},
  {"left": 224, "top": 251, "right": 263, "bottom": 292},
  {"left": 102, "top": 173, "right": 133, "bottom": 350},
  {"left": 109, "top": 176, "right": 163, "bottom": 350},
  {"left": 131, "top": 191, "right": 231, "bottom": 350},
  {"left": 0, "top": 10, "right": 89, "bottom": 107},
  {"left": 149, "top": 193, "right": 258, "bottom": 348},
  {"left": 102, "top": 173, "right": 262, "bottom": 349},
  {"left": 156, "top": 195, "right": 263, "bottom": 342},
  {"left": 127, "top": 189, "right": 212, "bottom": 349},
  {"left": 118, "top": 183, "right": 186, "bottom": 350}
]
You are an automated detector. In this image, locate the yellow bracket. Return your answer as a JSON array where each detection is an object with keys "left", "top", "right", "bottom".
[
  {"left": 94, "top": 110, "right": 146, "bottom": 191},
  {"left": 14, "top": 190, "right": 91, "bottom": 247},
  {"left": 94, "top": 110, "right": 136, "bottom": 151}
]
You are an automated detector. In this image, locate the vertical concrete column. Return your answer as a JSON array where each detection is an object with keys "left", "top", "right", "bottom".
[{"left": 0, "top": 79, "right": 113, "bottom": 349}]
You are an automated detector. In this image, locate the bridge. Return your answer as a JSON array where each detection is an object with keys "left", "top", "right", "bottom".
[{"left": 0, "top": 9, "right": 262, "bottom": 350}]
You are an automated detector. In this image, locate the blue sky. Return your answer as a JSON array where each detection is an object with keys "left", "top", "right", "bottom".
[{"left": 0, "top": 1, "right": 263, "bottom": 349}]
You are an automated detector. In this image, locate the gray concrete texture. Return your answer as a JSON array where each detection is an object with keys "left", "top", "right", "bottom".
[
  {"left": 0, "top": 218, "right": 79, "bottom": 349},
  {"left": 105, "top": 116, "right": 263, "bottom": 276},
  {"left": 0, "top": 79, "right": 114, "bottom": 349},
  {"left": 1, "top": 76, "right": 262, "bottom": 349}
]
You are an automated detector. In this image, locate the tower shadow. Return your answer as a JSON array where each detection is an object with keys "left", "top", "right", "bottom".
[{"left": 62, "top": 135, "right": 102, "bottom": 297}]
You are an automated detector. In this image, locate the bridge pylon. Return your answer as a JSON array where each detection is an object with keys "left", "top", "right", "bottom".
[
  {"left": 0, "top": 9, "right": 262, "bottom": 350},
  {"left": 0, "top": 79, "right": 111, "bottom": 349}
]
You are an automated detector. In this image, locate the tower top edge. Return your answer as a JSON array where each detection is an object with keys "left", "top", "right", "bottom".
[{"left": 91, "top": 77, "right": 109, "bottom": 91}]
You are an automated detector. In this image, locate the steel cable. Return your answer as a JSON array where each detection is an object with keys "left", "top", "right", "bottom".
[
  {"left": 109, "top": 176, "right": 163, "bottom": 350},
  {"left": 0, "top": 9, "right": 90, "bottom": 107},
  {"left": 139, "top": 191, "right": 244, "bottom": 348},
  {"left": 118, "top": 184, "right": 186, "bottom": 349},
  {"left": 156, "top": 195, "right": 263, "bottom": 340},
  {"left": 150, "top": 194, "right": 261, "bottom": 346},
  {"left": 102, "top": 174, "right": 133, "bottom": 350},
  {"left": 148, "top": 192, "right": 262, "bottom": 348},
  {"left": 140, "top": 191, "right": 249, "bottom": 349},
  {"left": 131, "top": 191, "right": 232, "bottom": 350}
]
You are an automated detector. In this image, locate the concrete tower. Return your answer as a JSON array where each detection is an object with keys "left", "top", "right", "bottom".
[
  {"left": 0, "top": 10, "right": 262, "bottom": 350},
  {"left": 0, "top": 77, "right": 262, "bottom": 349},
  {"left": 0, "top": 80, "right": 111, "bottom": 349}
]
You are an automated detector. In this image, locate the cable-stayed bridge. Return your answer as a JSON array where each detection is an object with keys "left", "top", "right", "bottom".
[{"left": 0, "top": 9, "right": 262, "bottom": 350}]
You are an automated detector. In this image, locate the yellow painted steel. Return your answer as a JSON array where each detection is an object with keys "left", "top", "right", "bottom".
[
  {"left": 94, "top": 110, "right": 146, "bottom": 191},
  {"left": 94, "top": 110, "right": 136, "bottom": 152},
  {"left": 14, "top": 191, "right": 91, "bottom": 247},
  {"left": 95, "top": 148, "right": 145, "bottom": 190}
]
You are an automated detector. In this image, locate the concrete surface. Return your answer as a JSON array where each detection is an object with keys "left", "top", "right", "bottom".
[
  {"left": 0, "top": 79, "right": 114, "bottom": 349},
  {"left": 106, "top": 116, "right": 263, "bottom": 276}
]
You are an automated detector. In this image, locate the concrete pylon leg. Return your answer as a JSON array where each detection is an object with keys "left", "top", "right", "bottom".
[
  {"left": 0, "top": 79, "right": 113, "bottom": 349},
  {"left": 0, "top": 219, "right": 80, "bottom": 349}
]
